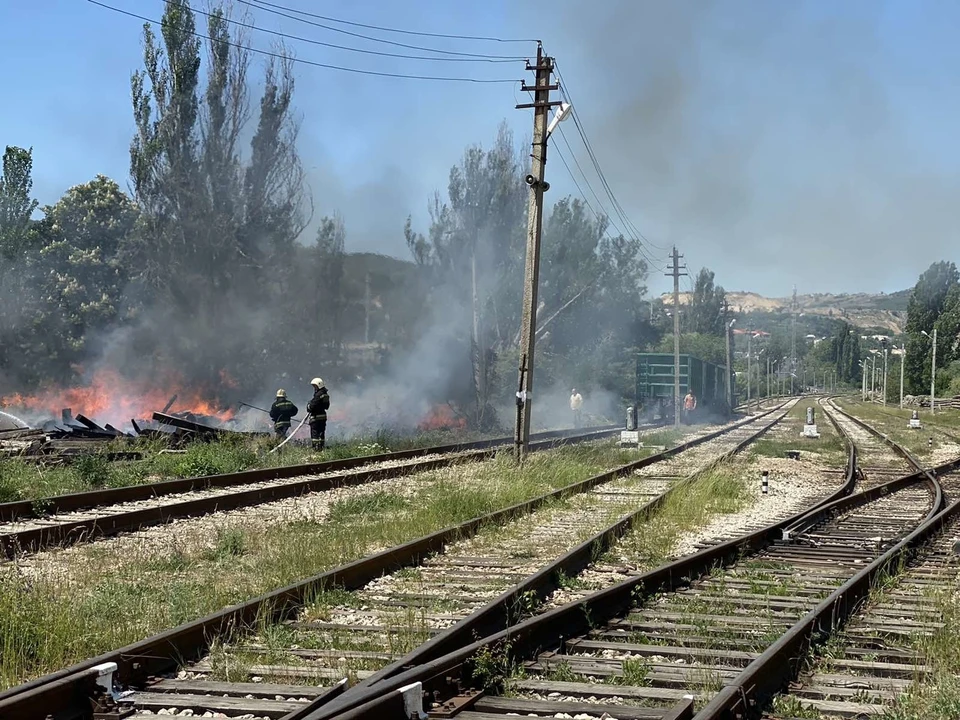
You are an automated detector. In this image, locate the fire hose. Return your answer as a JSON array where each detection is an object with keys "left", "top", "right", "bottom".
[
  {"left": 269, "top": 414, "right": 309, "bottom": 454},
  {"left": 238, "top": 402, "right": 308, "bottom": 454}
]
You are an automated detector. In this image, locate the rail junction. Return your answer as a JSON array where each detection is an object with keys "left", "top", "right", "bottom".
[{"left": 3, "top": 398, "right": 957, "bottom": 720}]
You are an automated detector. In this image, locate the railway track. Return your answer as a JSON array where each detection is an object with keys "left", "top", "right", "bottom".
[
  {"left": 823, "top": 399, "right": 917, "bottom": 490},
  {"left": 0, "top": 425, "right": 631, "bottom": 558},
  {"left": 764, "top": 472, "right": 960, "bottom": 719},
  {"left": 0, "top": 405, "right": 796, "bottom": 719},
  {"left": 297, "top": 402, "right": 957, "bottom": 720}
]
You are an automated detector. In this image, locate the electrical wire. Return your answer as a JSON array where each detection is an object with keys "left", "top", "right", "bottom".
[
  {"left": 245, "top": 0, "right": 538, "bottom": 44},
  {"left": 87, "top": 1, "right": 522, "bottom": 83},
  {"left": 163, "top": 0, "right": 523, "bottom": 64},
  {"left": 554, "top": 63, "right": 667, "bottom": 252},
  {"left": 237, "top": 0, "right": 529, "bottom": 60}
]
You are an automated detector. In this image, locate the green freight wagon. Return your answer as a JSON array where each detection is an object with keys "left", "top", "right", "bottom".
[{"left": 635, "top": 353, "right": 733, "bottom": 421}]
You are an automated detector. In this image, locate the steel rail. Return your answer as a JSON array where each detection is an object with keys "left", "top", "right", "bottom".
[
  {"left": 695, "top": 479, "right": 959, "bottom": 718},
  {"left": 0, "top": 426, "right": 625, "bottom": 558},
  {"left": 0, "top": 424, "right": 622, "bottom": 523},
  {"left": 306, "top": 405, "right": 947, "bottom": 720},
  {"left": 303, "top": 403, "right": 795, "bottom": 718},
  {"left": 0, "top": 408, "right": 786, "bottom": 719}
]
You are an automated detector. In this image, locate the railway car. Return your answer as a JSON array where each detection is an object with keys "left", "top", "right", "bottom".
[{"left": 635, "top": 352, "right": 733, "bottom": 422}]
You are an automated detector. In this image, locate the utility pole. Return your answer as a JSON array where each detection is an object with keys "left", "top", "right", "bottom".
[
  {"left": 766, "top": 357, "right": 771, "bottom": 399},
  {"left": 364, "top": 272, "right": 371, "bottom": 345},
  {"left": 899, "top": 344, "right": 905, "bottom": 410},
  {"left": 790, "top": 285, "right": 797, "bottom": 395},
  {"left": 514, "top": 44, "right": 561, "bottom": 461},
  {"left": 667, "top": 247, "right": 687, "bottom": 428},
  {"left": 882, "top": 345, "right": 888, "bottom": 406},
  {"left": 725, "top": 313, "right": 735, "bottom": 415},
  {"left": 746, "top": 331, "right": 752, "bottom": 409}
]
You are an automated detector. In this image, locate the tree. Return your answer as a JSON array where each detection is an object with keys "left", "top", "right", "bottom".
[
  {"left": 687, "top": 268, "right": 727, "bottom": 335},
  {"left": 404, "top": 123, "right": 526, "bottom": 427},
  {"left": 0, "top": 146, "right": 39, "bottom": 383},
  {"left": 25, "top": 177, "right": 138, "bottom": 380},
  {"left": 126, "top": 1, "right": 308, "bottom": 389},
  {"left": 0, "top": 146, "right": 38, "bottom": 258},
  {"left": 904, "top": 261, "right": 959, "bottom": 394}
]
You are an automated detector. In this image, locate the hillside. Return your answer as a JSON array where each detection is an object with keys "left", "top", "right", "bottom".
[{"left": 662, "top": 289, "right": 909, "bottom": 334}]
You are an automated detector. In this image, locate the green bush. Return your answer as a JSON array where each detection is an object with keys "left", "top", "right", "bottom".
[{"left": 73, "top": 455, "right": 112, "bottom": 488}]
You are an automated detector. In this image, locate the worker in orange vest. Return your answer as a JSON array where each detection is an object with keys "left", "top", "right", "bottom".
[{"left": 683, "top": 391, "right": 697, "bottom": 424}]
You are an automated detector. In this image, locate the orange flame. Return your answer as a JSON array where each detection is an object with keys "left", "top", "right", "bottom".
[
  {"left": 417, "top": 404, "right": 466, "bottom": 431},
  {"left": 0, "top": 368, "right": 237, "bottom": 426}
]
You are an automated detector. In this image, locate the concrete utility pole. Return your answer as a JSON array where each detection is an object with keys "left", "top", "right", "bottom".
[
  {"left": 726, "top": 316, "right": 735, "bottom": 414},
  {"left": 861, "top": 361, "right": 867, "bottom": 401},
  {"left": 922, "top": 329, "right": 937, "bottom": 415},
  {"left": 667, "top": 247, "right": 687, "bottom": 428},
  {"left": 790, "top": 285, "right": 797, "bottom": 395},
  {"left": 882, "top": 345, "right": 889, "bottom": 406},
  {"left": 514, "top": 44, "right": 563, "bottom": 461},
  {"left": 766, "top": 356, "right": 771, "bottom": 399},
  {"left": 899, "top": 344, "right": 905, "bottom": 409},
  {"left": 746, "top": 331, "right": 752, "bottom": 408}
]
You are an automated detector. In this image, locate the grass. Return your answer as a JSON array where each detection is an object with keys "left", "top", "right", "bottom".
[
  {"left": 0, "top": 426, "right": 506, "bottom": 504},
  {"left": 748, "top": 400, "right": 846, "bottom": 464},
  {"left": 612, "top": 464, "right": 752, "bottom": 567},
  {"left": 875, "top": 584, "right": 960, "bottom": 719},
  {"left": 0, "top": 441, "right": 644, "bottom": 689},
  {"left": 835, "top": 398, "right": 960, "bottom": 459}
]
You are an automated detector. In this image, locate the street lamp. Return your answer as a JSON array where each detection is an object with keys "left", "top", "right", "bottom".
[{"left": 921, "top": 329, "right": 938, "bottom": 415}]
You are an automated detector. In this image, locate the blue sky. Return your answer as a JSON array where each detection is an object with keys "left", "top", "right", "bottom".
[{"left": 2, "top": 0, "right": 960, "bottom": 298}]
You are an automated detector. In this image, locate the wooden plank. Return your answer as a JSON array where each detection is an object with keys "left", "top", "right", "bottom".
[
  {"left": 792, "top": 697, "right": 886, "bottom": 717},
  {"left": 826, "top": 657, "right": 929, "bottom": 678},
  {"left": 473, "top": 695, "right": 672, "bottom": 719},
  {"left": 126, "top": 691, "right": 306, "bottom": 719},
  {"left": 189, "top": 661, "right": 373, "bottom": 681},
  {"left": 147, "top": 679, "right": 326, "bottom": 698},
  {"left": 509, "top": 678, "right": 696, "bottom": 702},
  {"left": 567, "top": 639, "right": 756, "bottom": 663}
]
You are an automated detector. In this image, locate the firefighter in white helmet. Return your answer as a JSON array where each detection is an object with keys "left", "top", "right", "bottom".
[
  {"left": 306, "top": 377, "right": 330, "bottom": 451},
  {"left": 570, "top": 388, "right": 583, "bottom": 428}
]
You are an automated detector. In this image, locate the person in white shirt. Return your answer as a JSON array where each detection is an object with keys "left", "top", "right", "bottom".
[{"left": 570, "top": 388, "right": 584, "bottom": 428}]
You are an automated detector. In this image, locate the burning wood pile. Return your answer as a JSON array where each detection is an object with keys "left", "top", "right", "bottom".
[{"left": 1, "top": 388, "right": 268, "bottom": 465}]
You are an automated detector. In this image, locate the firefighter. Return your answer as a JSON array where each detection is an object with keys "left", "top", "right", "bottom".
[
  {"left": 307, "top": 377, "right": 330, "bottom": 451},
  {"left": 570, "top": 388, "right": 584, "bottom": 428},
  {"left": 269, "top": 389, "right": 298, "bottom": 439},
  {"left": 683, "top": 391, "right": 697, "bottom": 425}
]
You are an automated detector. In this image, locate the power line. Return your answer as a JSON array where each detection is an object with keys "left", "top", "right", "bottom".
[
  {"left": 87, "top": 1, "right": 522, "bottom": 83},
  {"left": 237, "top": 0, "right": 528, "bottom": 60},
  {"left": 164, "top": 0, "right": 523, "bottom": 64},
  {"left": 522, "top": 81, "right": 662, "bottom": 268},
  {"left": 554, "top": 63, "right": 667, "bottom": 253},
  {"left": 245, "top": 0, "right": 538, "bottom": 44}
]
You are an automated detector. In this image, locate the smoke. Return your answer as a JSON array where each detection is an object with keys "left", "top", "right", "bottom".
[
  {"left": 517, "top": 0, "right": 960, "bottom": 295},
  {"left": 494, "top": 383, "right": 621, "bottom": 434}
]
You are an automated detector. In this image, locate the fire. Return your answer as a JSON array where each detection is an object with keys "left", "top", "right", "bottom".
[
  {"left": 0, "top": 368, "right": 237, "bottom": 428},
  {"left": 417, "top": 404, "right": 466, "bottom": 431}
]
